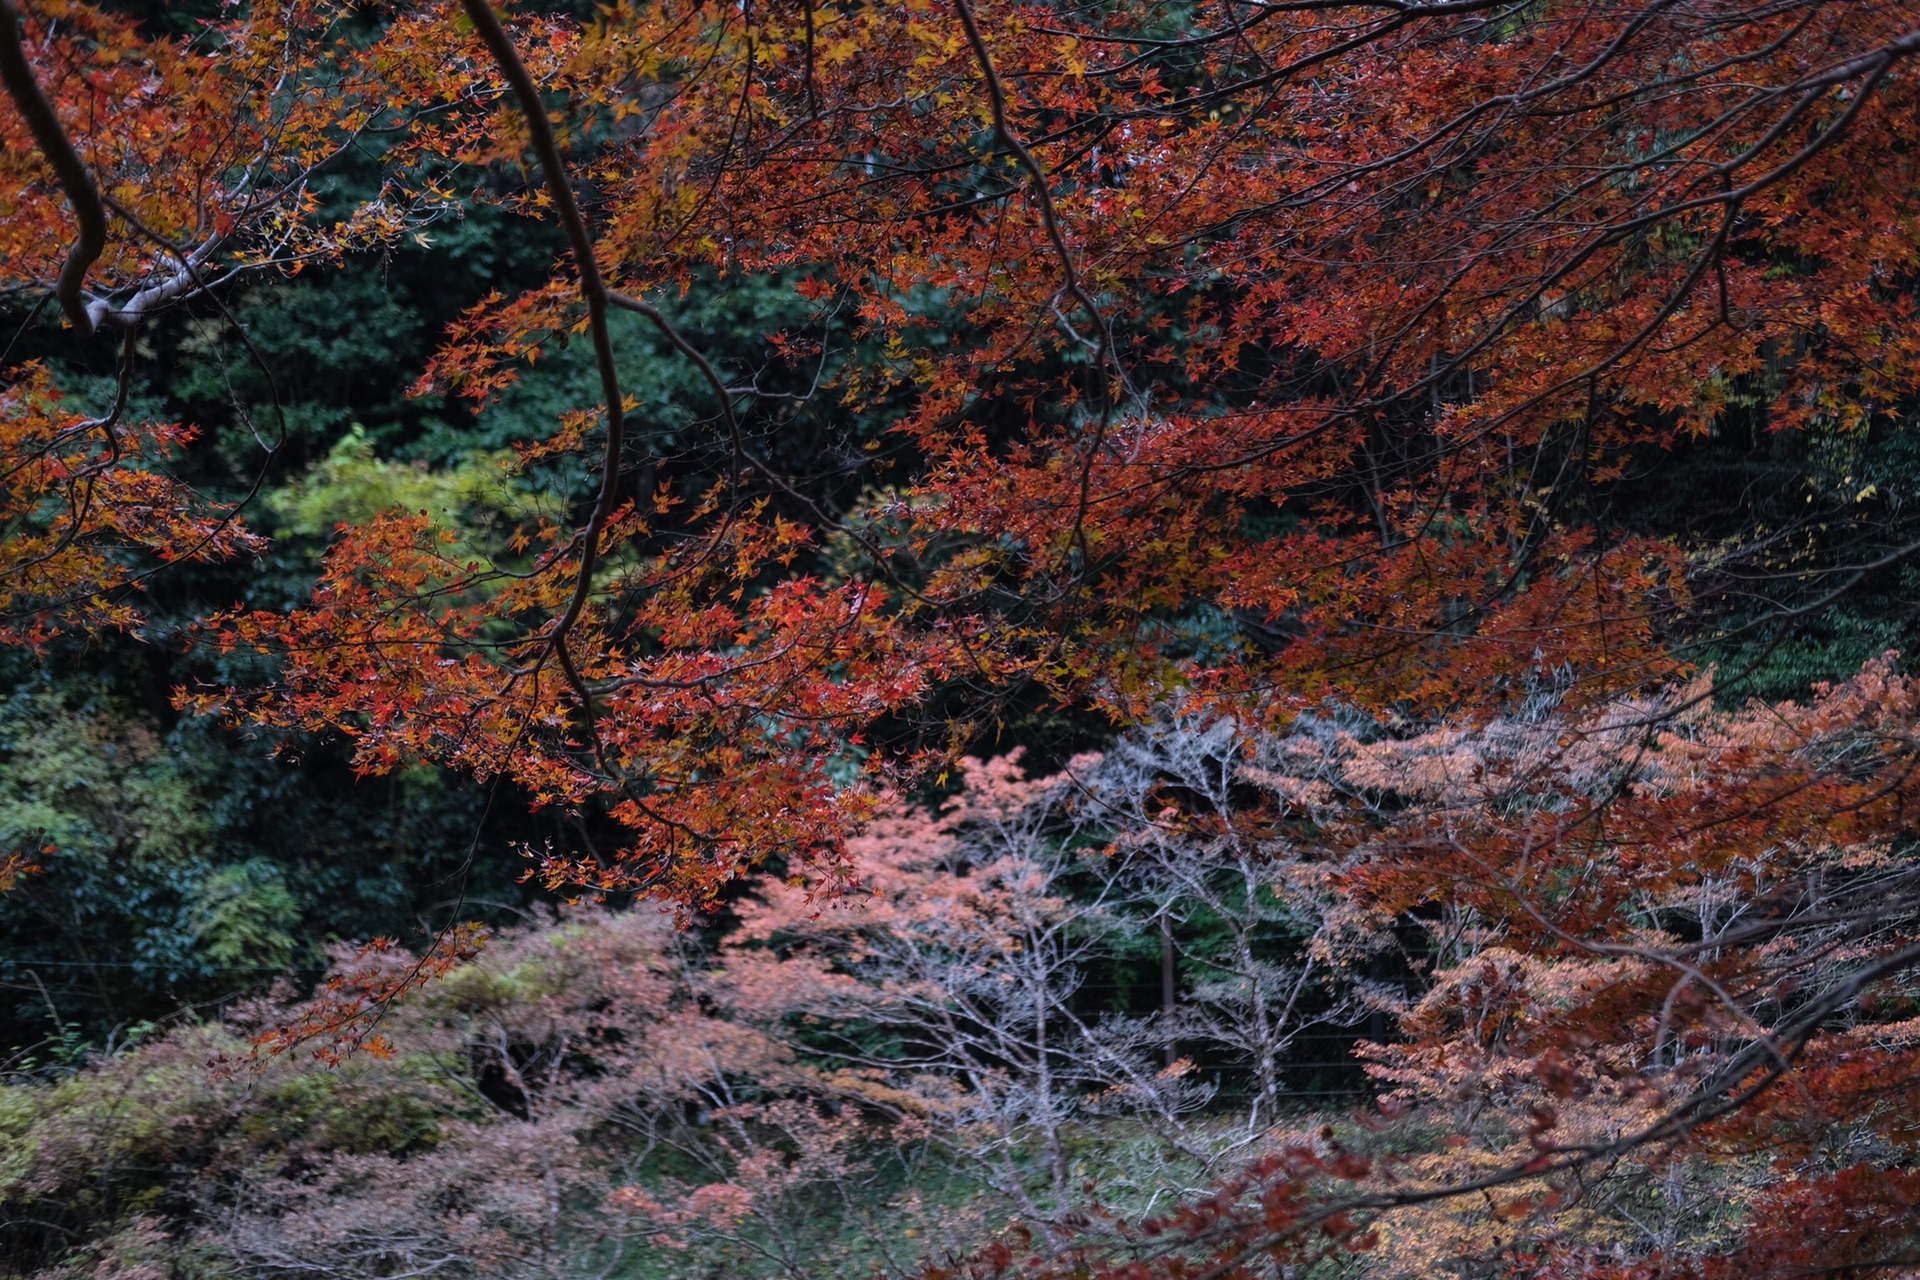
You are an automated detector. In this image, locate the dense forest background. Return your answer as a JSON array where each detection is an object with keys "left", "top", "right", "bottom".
[
  {"left": 8, "top": 0, "right": 1920, "bottom": 1276},
  {"left": 7, "top": 0, "right": 1916, "bottom": 1056}
]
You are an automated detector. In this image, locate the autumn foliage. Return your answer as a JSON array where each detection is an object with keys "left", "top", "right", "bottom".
[{"left": 8, "top": 0, "right": 1920, "bottom": 1274}]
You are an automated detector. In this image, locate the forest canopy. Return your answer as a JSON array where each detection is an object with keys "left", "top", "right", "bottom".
[{"left": 6, "top": 0, "right": 1920, "bottom": 1275}]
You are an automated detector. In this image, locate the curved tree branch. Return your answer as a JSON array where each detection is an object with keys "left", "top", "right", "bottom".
[
  {"left": 459, "top": 0, "right": 631, "bottom": 758},
  {"left": 0, "top": 0, "right": 107, "bottom": 335}
]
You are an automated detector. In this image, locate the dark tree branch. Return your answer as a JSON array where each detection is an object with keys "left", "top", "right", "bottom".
[{"left": 0, "top": 0, "right": 107, "bottom": 335}]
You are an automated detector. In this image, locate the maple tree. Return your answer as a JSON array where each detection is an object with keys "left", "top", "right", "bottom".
[
  {"left": 10, "top": 0, "right": 1920, "bottom": 1274},
  {"left": 721, "top": 750, "right": 1207, "bottom": 1232},
  {"left": 8, "top": 0, "right": 1920, "bottom": 883},
  {"left": 1086, "top": 669, "right": 1920, "bottom": 1279}
]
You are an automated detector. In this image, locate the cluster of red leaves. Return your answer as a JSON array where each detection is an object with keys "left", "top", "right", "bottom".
[
  {"left": 0, "top": 366, "right": 260, "bottom": 647},
  {"left": 227, "top": 921, "right": 491, "bottom": 1069},
  {"left": 0, "top": 0, "right": 503, "bottom": 297},
  {"left": 0, "top": 849, "right": 38, "bottom": 893},
  {"left": 181, "top": 505, "right": 962, "bottom": 900}
]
